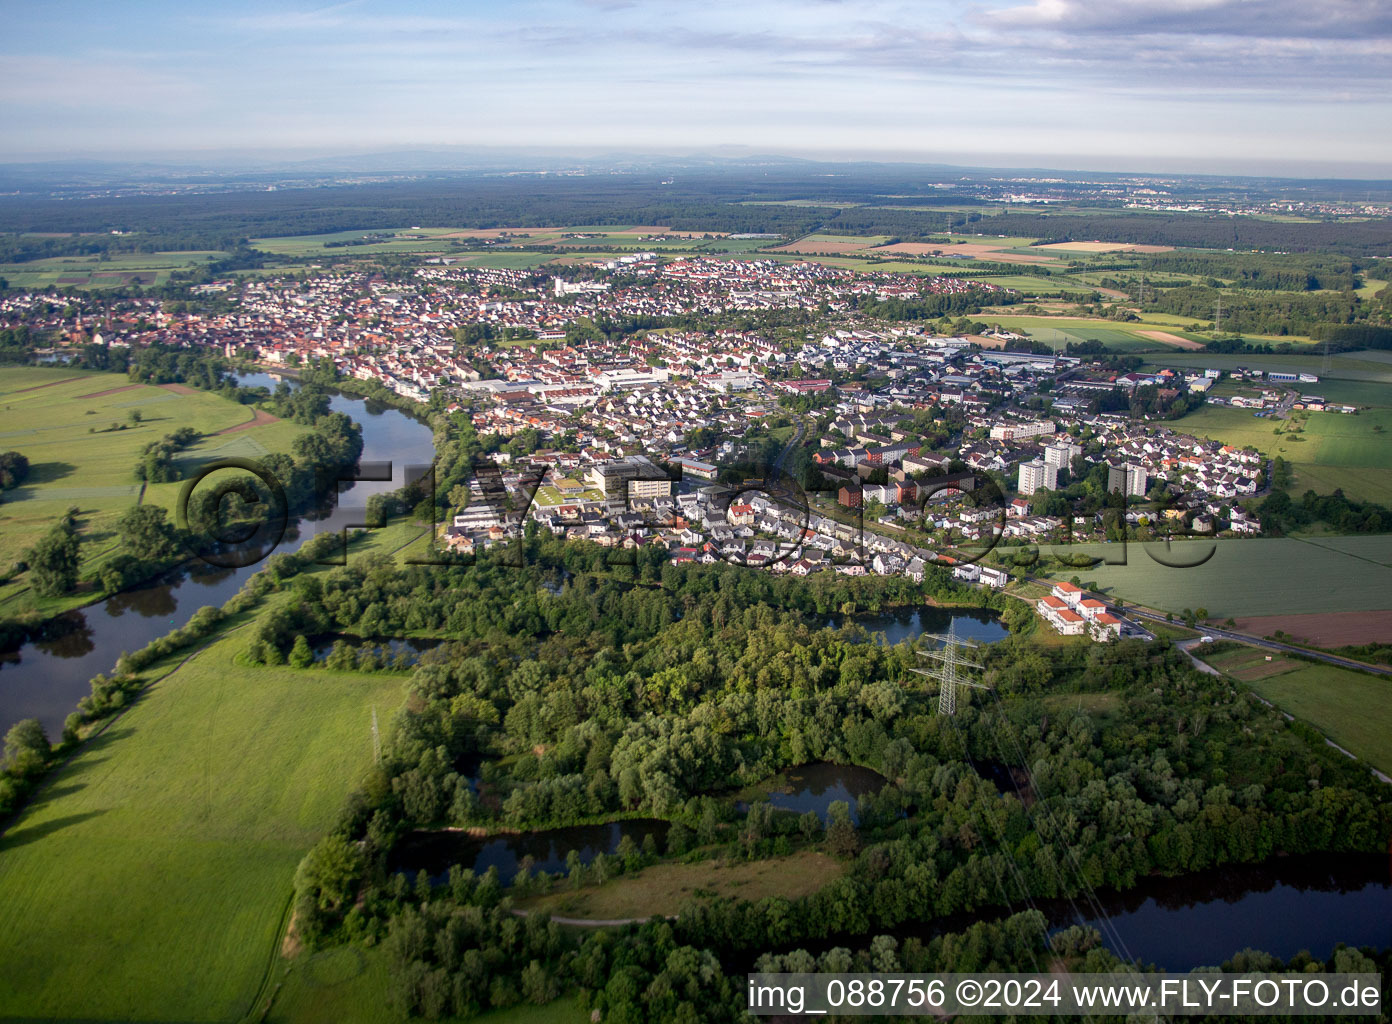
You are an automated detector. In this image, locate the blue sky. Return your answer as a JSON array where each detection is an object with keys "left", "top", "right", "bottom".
[{"left": 2, "top": 0, "right": 1390, "bottom": 174}]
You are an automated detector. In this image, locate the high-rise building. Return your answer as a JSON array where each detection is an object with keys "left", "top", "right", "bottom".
[
  {"left": 1107, "top": 462, "right": 1148, "bottom": 498},
  {"left": 1018, "top": 458, "right": 1056, "bottom": 494},
  {"left": 1043, "top": 440, "right": 1082, "bottom": 471}
]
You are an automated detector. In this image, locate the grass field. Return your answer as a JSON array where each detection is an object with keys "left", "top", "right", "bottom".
[
  {"left": 1172, "top": 403, "right": 1392, "bottom": 504},
  {"left": 1202, "top": 647, "right": 1392, "bottom": 775},
  {"left": 0, "top": 367, "right": 304, "bottom": 616},
  {"left": 971, "top": 314, "right": 1210, "bottom": 352},
  {"left": 0, "top": 250, "right": 227, "bottom": 289},
  {"left": 518, "top": 849, "right": 843, "bottom": 921},
  {"left": 0, "top": 627, "right": 408, "bottom": 1022},
  {"left": 1035, "top": 536, "right": 1392, "bottom": 618}
]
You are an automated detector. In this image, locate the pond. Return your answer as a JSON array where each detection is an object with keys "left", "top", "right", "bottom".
[
  {"left": 749, "top": 762, "right": 889, "bottom": 825},
  {"left": 390, "top": 819, "right": 672, "bottom": 885},
  {"left": 823, "top": 606, "right": 1008, "bottom": 647},
  {"left": 309, "top": 635, "right": 440, "bottom": 667},
  {"left": 0, "top": 375, "right": 437, "bottom": 736}
]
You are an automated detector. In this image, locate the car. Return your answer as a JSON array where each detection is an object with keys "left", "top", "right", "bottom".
[{"left": 1200, "top": 635, "right": 1214, "bottom": 643}]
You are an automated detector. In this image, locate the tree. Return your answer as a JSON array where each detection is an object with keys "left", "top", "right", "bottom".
[
  {"left": 127, "top": 409, "right": 143, "bottom": 426},
  {"left": 27, "top": 519, "right": 80, "bottom": 597},
  {"left": 3, "top": 718, "right": 49, "bottom": 776},
  {"left": 825, "top": 818, "right": 861, "bottom": 859},
  {"left": 289, "top": 635, "right": 314, "bottom": 669},
  {"left": 116, "top": 505, "right": 179, "bottom": 563},
  {"left": 293, "top": 833, "right": 364, "bottom": 912},
  {"left": 0, "top": 451, "right": 29, "bottom": 490}
]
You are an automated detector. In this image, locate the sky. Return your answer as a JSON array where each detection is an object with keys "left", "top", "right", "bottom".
[{"left": 2, "top": 0, "right": 1391, "bottom": 176}]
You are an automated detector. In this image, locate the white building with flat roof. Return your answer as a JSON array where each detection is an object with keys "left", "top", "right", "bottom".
[{"left": 1018, "top": 458, "right": 1057, "bottom": 495}]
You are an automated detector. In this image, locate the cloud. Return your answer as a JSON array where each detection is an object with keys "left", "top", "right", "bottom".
[{"left": 982, "top": 0, "right": 1392, "bottom": 40}]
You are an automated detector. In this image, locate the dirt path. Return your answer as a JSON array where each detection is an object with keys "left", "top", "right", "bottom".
[
  {"left": 510, "top": 908, "right": 674, "bottom": 927},
  {"left": 159, "top": 383, "right": 200, "bottom": 396},
  {"left": 215, "top": 408, "right": 280, "bottom": 434},
  {"left": 1136, "top": 329, "right": 1205, "bottom": 351}
]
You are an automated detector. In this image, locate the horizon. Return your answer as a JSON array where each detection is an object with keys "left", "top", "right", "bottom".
[{"left": 3, "top": 146, "right": 1392, "bottom": 185}]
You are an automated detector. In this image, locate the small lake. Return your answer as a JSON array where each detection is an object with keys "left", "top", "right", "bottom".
[
  {"left": 391, "top": 819, "right": 671, "bottom": 885},
  {"left": 751, "top": 762, "right": 889, "bottom": 825},
  {"left": 310, "top": 635, "right": 439, "bottom": 667},
  {"left": 0, "top": 374, "right": 437, "bottom": 736},
  {"left": 824, "top": 607, "right": 1008, "bottom": 647}
]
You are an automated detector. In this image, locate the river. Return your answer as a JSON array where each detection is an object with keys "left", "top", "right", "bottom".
[
  {"left": 1053, "top": 853, "right": 1392, "bottom": 970},
  {"left": 0, "top": 373, "right": 436, "bottom": 736}
]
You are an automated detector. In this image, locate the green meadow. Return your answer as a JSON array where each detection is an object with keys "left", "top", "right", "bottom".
[
  {"left": 0, "top": 250, "right": 226, "bottom": 289},
  {"left": 1173, "top": 402, "right": 1392, "bottom": 505},
  {"left": 0, "top": 627, "right": 408, "bottom": 1022},
  {"left": 0, "top": 368, "right": 304, "bottom": 616},
  {"left": 1034, "top": 536, "right": 1392, "bottom": 618}
]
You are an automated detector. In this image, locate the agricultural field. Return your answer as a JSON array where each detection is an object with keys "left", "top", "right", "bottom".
[
  {"left": 1032, "top": 536, "right": 1392, "bottom": 619},
  {"left": 0, "top": 627, "right": 409, "bottom": 1022},
  {"left": 970, "top": 314, "right": 1207, "bottom": 352},
  {"left": 0, "top": 250, "right": 226, "bottom": 289},
  {"left": 1201, "top": 646, "right": 1392, "bottom": 776},
  {"left": 249, "top": 225, "right": 724, "bottom": 259},
  {"left": 517, "top": 850, "right": 842, "bottom": 922},
  {"left": 0, "top": 368, "right": 304, "bottom": 616}
]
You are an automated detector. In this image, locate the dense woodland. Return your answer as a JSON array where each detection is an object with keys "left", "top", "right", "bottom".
[
  {"left": 4, "top": 172, "right": 1392, "bottom": 262},
  {"left": 243, "top": 540, "right": 1392, "bottom": 1020}
]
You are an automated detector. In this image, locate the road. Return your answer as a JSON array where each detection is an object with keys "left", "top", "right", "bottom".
[
  {"left": 772, "top": 416, "right": 808, "bottom": 477},
  {"left": 1125, "top": 606, "right": 1392, "bottom": 676}
]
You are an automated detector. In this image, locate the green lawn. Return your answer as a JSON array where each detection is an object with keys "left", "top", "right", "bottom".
[
  {"left": 1209, "top": 655, "right": 1392, "bottom": 776},
  {"left": 1035, "top": 537, "right": 1392, "bottom": 618},
  {"left": 0, "top": 631, "right": 408, "bottom": 1022},
  {"left": 0, "top": 367, "right": 305, "bottom": 616}
]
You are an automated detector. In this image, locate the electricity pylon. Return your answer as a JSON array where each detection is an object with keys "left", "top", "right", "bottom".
[{"left": 913, "top": 628, "right": 988, "bottom": 716}]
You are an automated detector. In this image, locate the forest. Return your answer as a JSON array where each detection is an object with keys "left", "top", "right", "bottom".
[
  {"left": 225, "top": 537, "right": 1392, "bottom": 1020},
  {"left": 5, "top": 171, "right": 1392, "bottom": 263}
]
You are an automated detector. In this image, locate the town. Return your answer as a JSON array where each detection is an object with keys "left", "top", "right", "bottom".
[{"left": 3, "top": 251, "right": 1332, "bottom": 639}]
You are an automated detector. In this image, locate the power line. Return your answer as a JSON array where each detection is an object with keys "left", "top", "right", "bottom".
[{"left": 912, "top": 627, "right": 989, "bottom": 716}]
